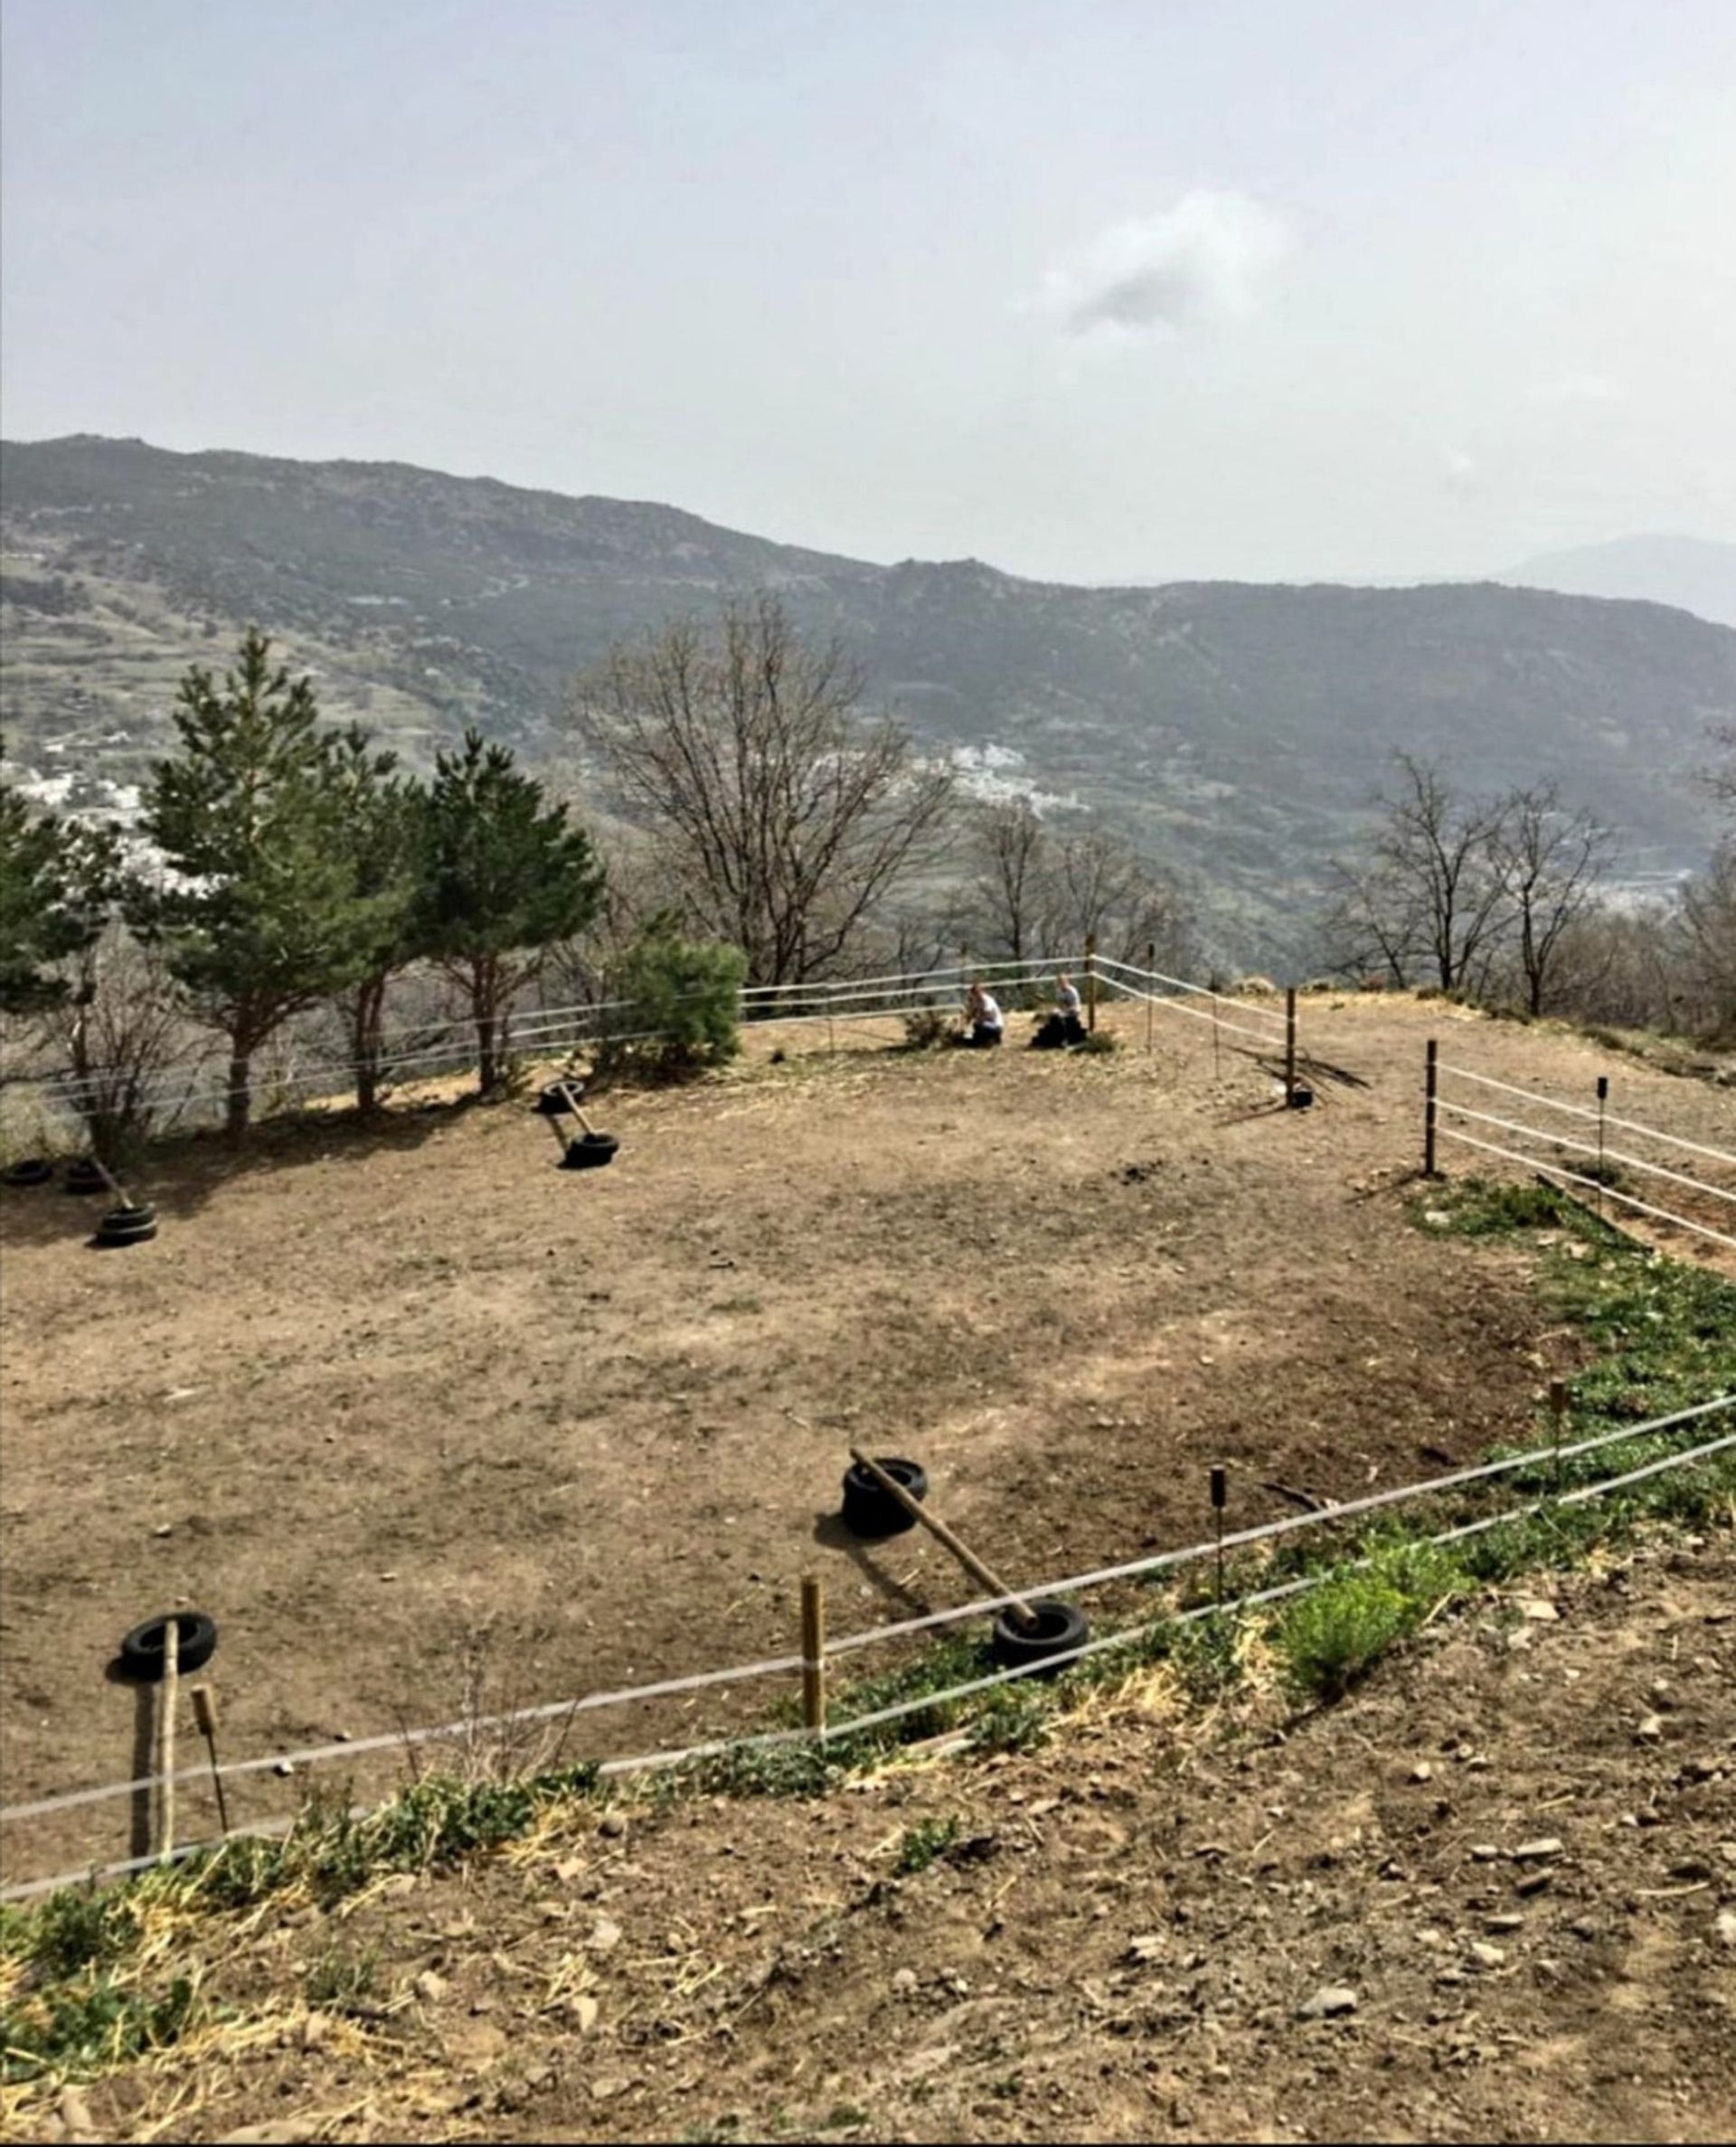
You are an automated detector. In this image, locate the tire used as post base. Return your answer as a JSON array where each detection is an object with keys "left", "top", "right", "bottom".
[
  {"left": 119, "top": 1610, "right": 217, "bottom": 1681},
  {"left": 534, "top": 1082, "right": 584, "bottom": 1117},
  {"left": 64, "top": 1158, "right": 108, "bottom": 1196},
  {"left": 560, "top": 1131, "right": 619, "bottom": 1170},
  {"left": 990, "top": 1598, "right": 1089, "bottom": 1673},
  {"left": 2, "top": 1159, "right": 53, "bottom": 1188},
  {"left": 90, "top": 1202, "right": 156, "bottom": 1248},
  {"left": 840, "top": 1456, "right": 929, "bottom": 1537}
]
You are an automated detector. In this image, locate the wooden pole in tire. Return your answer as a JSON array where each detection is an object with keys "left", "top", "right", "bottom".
[
  {"left": 1145, "top": 941, "right": 1156, "bottom": 1055},
  {"left": 800, "top": 1575, "right": 826, "bottom": 1735},
  {"left": 847, "top": 1448, "right": 1040, "bottom": 1631},
  {"left": 555, "top": 1082, "right": 599, "bottom": 1138},
  {"left": 1424, "top": 1039, "right": 1439, "bottom": 1177},
  {"left": 1085, "top": 935, "right": 1098, "bottom": 1034},
  {"left": 156, "top": 1618, "right": 179, "bottom": 1865}
]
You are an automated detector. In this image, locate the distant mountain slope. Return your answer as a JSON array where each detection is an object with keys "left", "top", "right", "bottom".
[
  {"left": 4, "top": 436, "right": 1733, "bottom": 965},
  {"left": 1496, "top": 534, "right": 1736, "bottom": 629}
]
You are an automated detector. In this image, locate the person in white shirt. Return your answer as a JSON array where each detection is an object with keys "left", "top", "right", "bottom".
[
  {"left": 961, "top": 981, "right": 1005, "bottom": 1048},
  {"left": 1033, "top": 972, "right": 1087, "bottom": 1048}
]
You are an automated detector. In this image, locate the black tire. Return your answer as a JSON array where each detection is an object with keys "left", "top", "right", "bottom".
[
  {"left": 561, "top": 1130, "right": 619, "bottom": 1169},
  {"left": 1287, "top": 1085, "right": 1315, "bottom": 1111},
  {"left": 534, "top": 1081, "right": 583, "bottom": 1117},
  {"left": 841, "top": 1456, "right": 929, "bottom": 1537},
  {"left": 3, "top": 1159, "right": 54, "bottom": 1188},
  {"left": 64, "top": 1158, "right": 108, "bottom": 1195},
  {"left": 119, "top": 1610, "right": 217, "bottom": 1681},
  {"left": 91, "top": 1203, "right": 157, "bottom": 1248},
  {"left": 991, "top": 1598, "right": 1090, "bottom": 1673}
]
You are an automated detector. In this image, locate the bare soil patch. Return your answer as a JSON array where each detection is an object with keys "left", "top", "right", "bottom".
[
  {"left": 2, "top": 997, "right": 1731, "bottom": 1887},
  {"left": 14, "top": 1527, "right": 1734, "bottom": 2144}
]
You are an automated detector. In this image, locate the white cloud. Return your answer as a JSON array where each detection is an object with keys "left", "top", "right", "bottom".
[{"left": 1031, "top": 192, "right": 1289, "bottom": 342}]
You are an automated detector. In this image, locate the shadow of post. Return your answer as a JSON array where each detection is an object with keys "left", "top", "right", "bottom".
[{"left": 810, "top": 1512, "right": 935, "bottom": 1623}]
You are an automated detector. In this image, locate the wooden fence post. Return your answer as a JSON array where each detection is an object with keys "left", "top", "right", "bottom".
[
  {"left": 800, "top": 1575, "right": 826, "bottom": 1736},
  {"left": 1284, "top": 988, "right": 1297, "bottom": 1102},
  {"left": 1085, "top": 935, "right": 1098, "bottom": 1033},
  {"left": 1424, "top": 1038, "right": 1439, "bottom": 1177},
  {"left": 1145, "top": 941, "right": 1156, "bottom": 1055},
  {"left": 191, "top": 1684, "right": 231, "bottom": 1836}
]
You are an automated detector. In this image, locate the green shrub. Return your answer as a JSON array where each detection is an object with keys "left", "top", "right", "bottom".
[
  {"left": 598, "top": 922, "right": 746, "bottom": 1083},
  {"left": 1, "top": 1972, "right": 197, "bottom": 2084},
  {"left": 901, "top": 1006, "right": 952, "bottom": 1050},
  {"left": 1278, "top": 1567, "right": 1425, "bottom": 1702}
]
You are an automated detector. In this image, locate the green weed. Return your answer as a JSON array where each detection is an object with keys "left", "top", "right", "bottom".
[
  {"left": 896, "top": 1816, "right": 962, "bottom": 1874},
  {"left": 0, "top": 1972, "right": 198, "bottom": 2085},
  {"left": 303, "top": 1939, "right": 380, "bottom": 2014}
]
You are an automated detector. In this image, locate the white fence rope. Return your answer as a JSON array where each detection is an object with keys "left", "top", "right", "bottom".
[
  {"left": 1092, "top": 956, "right": 1289, "bottom": 1032},
  {"left": 823, "top": 1391, "right": 1734, "bottom": 1653},
  {"left": 1437, "top": 1064, "right": 1736, "bottom": 1169},
  {"left": 1096, "top": 975, "right": 1293, "bottom": 1052},
  {"left": 5, "top": 1392, "right": 1726, "bottom": 1832},
  {"left": 12, "top": 960, "right": 1088, "bottom": 1120},
  {"left": 1438, "top": 1100, "right": 1736, "bottom": 1206},
  {"left": 1438, "top": 1127, "right": 1736, "bottom": 1253},
  {"left": 5, "top": 1423, "right": 1730, "bottom": 1906}
]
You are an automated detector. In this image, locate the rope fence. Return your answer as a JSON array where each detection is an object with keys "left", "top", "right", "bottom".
[
  {"left": 1427, "top": 1049, "right": 1736, "bottom": 1254},
  {"left": 4, "top": 1390, "right": 1726, "bottom": 1882},
  {"left": 4, "top": 1405, "right": 1728, "bottom": 1905},
  {"left": 3, "top": 957, "right": 1087, "bottom": 1129},
  {"left": 1436, "top": 1063, "right": 1736, "bottom": 1169}
]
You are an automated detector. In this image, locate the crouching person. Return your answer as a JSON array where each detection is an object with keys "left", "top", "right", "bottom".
[
  {"left": 1031, "top": 972, "right": 1087, "bottom": 1049},
  {"left": 961, "top": 980, "right": 1005, "bottom": 1048}
]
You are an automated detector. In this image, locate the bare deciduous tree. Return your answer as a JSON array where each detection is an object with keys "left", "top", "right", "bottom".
[
  {"left": 576, "top": 595, "right": 954, "bottom": 985},
  {"left": 1491, "top": 782, "right": 1618, "bottom": 1016},
  {"left": 968, "top": 799, "right": 1048, "bottom": 964},
  {"left": 1326, "top": 754, "right": 1513, "bottom": 992},
  {"left": 964, "top": 803, "right": 1194, "bottom": 972},
  {"left": 51, "top": 925, "right": 193, "bottom": 1168},
  {"left": 1048, "top": 824, "right": 1196, "bottom": 969},
  {"left": 1681, "top": 839, "right": 1736, "bottom": 1040}
]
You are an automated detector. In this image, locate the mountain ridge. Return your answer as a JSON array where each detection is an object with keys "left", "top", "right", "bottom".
[{"left": 4, "top": 435, "right": 1732, "bottom": 965}]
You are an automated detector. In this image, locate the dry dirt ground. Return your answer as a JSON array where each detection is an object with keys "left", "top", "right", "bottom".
[
  {"left": 15, "top": 1525, "right": 1736, "bottom": 2145},
  {"left": 2, "top": 995, "right": 1732, "bottom": 1894}
]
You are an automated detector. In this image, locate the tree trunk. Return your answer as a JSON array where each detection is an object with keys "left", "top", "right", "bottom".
[
  {"left": 476, "top": 1010, "right": 497, "bottom": 1097},
  {"left": 353, "top": 973, "right": 387, "bottom": 1114},
  {"left": 225, "top": 1049, "right": 252, "bottom": 1142}
]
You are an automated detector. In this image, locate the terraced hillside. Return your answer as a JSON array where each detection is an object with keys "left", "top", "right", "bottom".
[{"left": 5, "top": 436, "right": 1733, "bottom": 966}]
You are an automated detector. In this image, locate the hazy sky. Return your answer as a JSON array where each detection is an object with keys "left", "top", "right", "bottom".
[{"left": 3, "top": 0, "right": 1733, "bottom": 582}]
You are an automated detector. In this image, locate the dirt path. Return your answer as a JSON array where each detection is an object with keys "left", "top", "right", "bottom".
[{"left": 2, "top": 996, "right": 1731, "bottom": 1887}]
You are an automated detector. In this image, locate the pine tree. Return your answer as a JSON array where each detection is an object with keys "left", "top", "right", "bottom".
[
  {"left": 417, "top": 730, "right": 605, "bottom": 1095},
  {"left": 0, "top": 749, "right": 120, "bottom": 1012},
  {"left": 132, "top": 629, "right": 385, "bottom": 1139},
  {"left": 324, "top": 726, "right": 429, "bottom": 1112}
]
